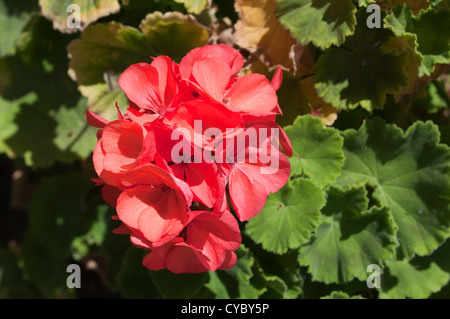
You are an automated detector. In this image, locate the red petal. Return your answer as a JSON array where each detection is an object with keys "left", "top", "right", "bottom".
[
  {"left": 116, "top": 185, "right": 186, "bottom": 244},
  {"left": 101, "top": 120, "right": 144, "bottom": 157},
  {"left": 101, "top": 184, "right": 122, "bottom": 207},
  {"left": 86, "top": 110, "right": 108, "bottom": 128},
  {"left": 118, "top": 63, "right": 161, "bottom": 112},
  {"left": 271, "top": 66, "right": 283, "bottom": 91},
  {"left": 166, "top": 243, "right": 209, "bottom": 273},
  {"left": 218, "top": 251, "right": 237, "bottom": 270},
  {"left": 228, "top": 164, "right": 268, "bottom": 221},
  {"left": 191, "top": 57, "right": 232, "bottom": 102},
  {"left": 142, "top": 244, "right": 173, "bottom": 271},
  {"left": 180, "top": 44, "right": 244, "bottom": 80},
  {"left": 226, "top": 74, "right": 278, "bottom": 115}
]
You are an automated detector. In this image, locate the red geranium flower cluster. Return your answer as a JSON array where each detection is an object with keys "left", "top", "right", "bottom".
[{"left": 87, "top": 44, "right": 292, "bottom": 273}]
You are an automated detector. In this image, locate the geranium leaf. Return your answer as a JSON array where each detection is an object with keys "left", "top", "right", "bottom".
[
  {"left": 380, "top": 258, "right": 450, "bottom": 299},
  {"left": 67, "top": 22, "right": 153, "bottom": 86},
  {"left": 206, "top": 245, "right": 266, "bottom": 299},
  {"left": 321, "top": 291, "right": 365, "bottom": 299},
  {"left": 68, "top": 12, "right": 209, "bottom": 86},
  {"left": 298, "top": 185, "right": 398, "bottom": 284},
  {"left": 275, "top": 0, "right": 357, "bottom": 50},
  {"left": 28, "top": 172, "right": 91, "bottom": 257},
  {"left": 52, "top": 97, "right": 98, "bottom": 163},
  {"left": 246, "top": 178, "right": 325, "bottom": 255},
  {"left": 139, "top": 11, "right": 209, "bottom": 63},
  {"left": 174, "top": 0, "right": 210, "bottom": 14},
  {"left": 381, "top": 237, "right": 450, "bottom": 299},
  {"left": 384, "top": 5, "right": 450, "bottom": 76},
  {"left": 234, "top": 0, "right": 297, "bottom": 71},
  {"left": 313, "top": 8, "right": 409, "bottom": 111},
  {"left": 39, "top": 0, "right": 121, "bottom": 33},
  {"left": 0, "top": 0, "right": 37, "bottom": 57},
  {"left": 0, "top": 93, "right": 37, "bottom": 157},
  {"left": 116, "top": 247, "right": 160, "bottom": 299},
  {"left": 284, "top": 115, "right": 344, "bottom": 187},
  {"left": 150, "top": 269, "right": 208, "bottom": 298},
  {"left": 336, "top": 118, "right": 450, "bottom": 259},
  {"left": 79, "top": 83, "right": 128, "bottom": 122}
]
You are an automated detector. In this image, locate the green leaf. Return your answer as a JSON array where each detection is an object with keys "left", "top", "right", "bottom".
[
  {"left": 67, "top": 22, "right": 153, "bottom": 86},
  {"left": 71, "top": 204, "right": 109, "bottom": 260},
  {"left": 357, "top": 0, "right": 376, "bottom": 5},
  {"left": 276, "top": 0, "right": 357, "bottom": 50},
  {"left": 0, "top": 0, "right": 37, "bottom": 57},
  {"left": 79, "top": 83, "right": 128, "bottom": 122},
  {"left": 150, "top": 269, "right": 208, "bottom": 298},
  {"left": 174, "top": 0, "right": 210, "bottom": 14},
  {"left": 380, "top": 258, "right": 450, "bottom": 299},
  {"left": 52, "top": 97, "right": 97, "bottom": 163},
  {"left": 28, "top": 172, "right": 92, "bottom": 257},
  {"left": 384, "top": 5, "right": 450, "bottom": 76},
  {"left": 205, "top": 271, "right": 230, "bottom": 299},
  {"left": 116, "top": 247, "right": 160, "bottom": 299},
  {"left": 313, "top": 8, "right": 409, "bottom": 111},
  {"left": 321, "top": 291, "right": 365, "bottom": 299},
  {"left": 246, "top": 178, "right": 325, "bottom": 254},
  {"left": 336, "top": 118, "right": 450, "bottom": 259},
  {"left": 39, "top": 0, "right": 121, "bottom": 33},
  {"left": 228, "top": 245, "right": 267, "bottom": 298},
  {"left": 284, "top": 115, "right": 344, "bottom": 187},
  {"left": 0, "top": 92, "right": 37, "bottom": 156},
  {"left": 298, "top": 185, "right": 398, "bottom": 284},
  {"left": 252, "top": 258, "right": 302, "bottom": 298},
  {"left": 20, "top": 241, "right": 71, "bottom": 298},
  {"left": 68, "top": 11, "right": 209, "bottom": 86},
  {"left": 207, "top": 245, "right": 266, "bottom": 299},
  {"left": 0, "top": 250, "right": 33, "bottom": 298},
  {"left": 139, "top": 11, "right": 210, "bottom": 63}
]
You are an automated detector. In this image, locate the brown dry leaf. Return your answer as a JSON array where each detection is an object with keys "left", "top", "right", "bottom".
[{"left": 234, "top": 0, "right": 298, "bottom": 72}]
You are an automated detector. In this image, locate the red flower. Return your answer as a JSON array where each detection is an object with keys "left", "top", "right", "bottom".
[
  {"left": 179, "top": 44, "right": 279, "bottom": 115},
  {"left": 141, "top": 210, "right": 241, "bottom": 273},
  {"left": 87, "top": 44, "right": 292, "bottom": 273},
  {"left": 93, "top": 119, "right": 145, "bottom": 188},
  {"left": 116, "top": 163, "right": 192, "bottom": 247}
]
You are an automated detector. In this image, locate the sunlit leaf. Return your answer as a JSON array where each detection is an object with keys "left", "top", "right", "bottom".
[
  {"left": 380, "top": 258, "right": 450, "bottom": 299},
  {"left": 234, "top": 0, "right": 297, "bottom": 71},
  {"left": 246, "top": 178, "right": 325, "bottom": 254},
  {"left": 321, "top": 291, "right": 365, "bottom": 299},
  {"left": 39, "top": 0, "right": 121, "bottom": 33},
  {"left": 174, "top": 0, "right": 211, "bottom": 14},
  {"left": 284, "top": 115, "right": 344, "bottom": 187},
  {"left": 276, "top": 0, "right": 357, "bottom": 50}
]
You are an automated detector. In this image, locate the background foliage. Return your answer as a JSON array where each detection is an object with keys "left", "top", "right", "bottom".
[{"left": 0, "top": 0, "right": 449, "bottom": 299}]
